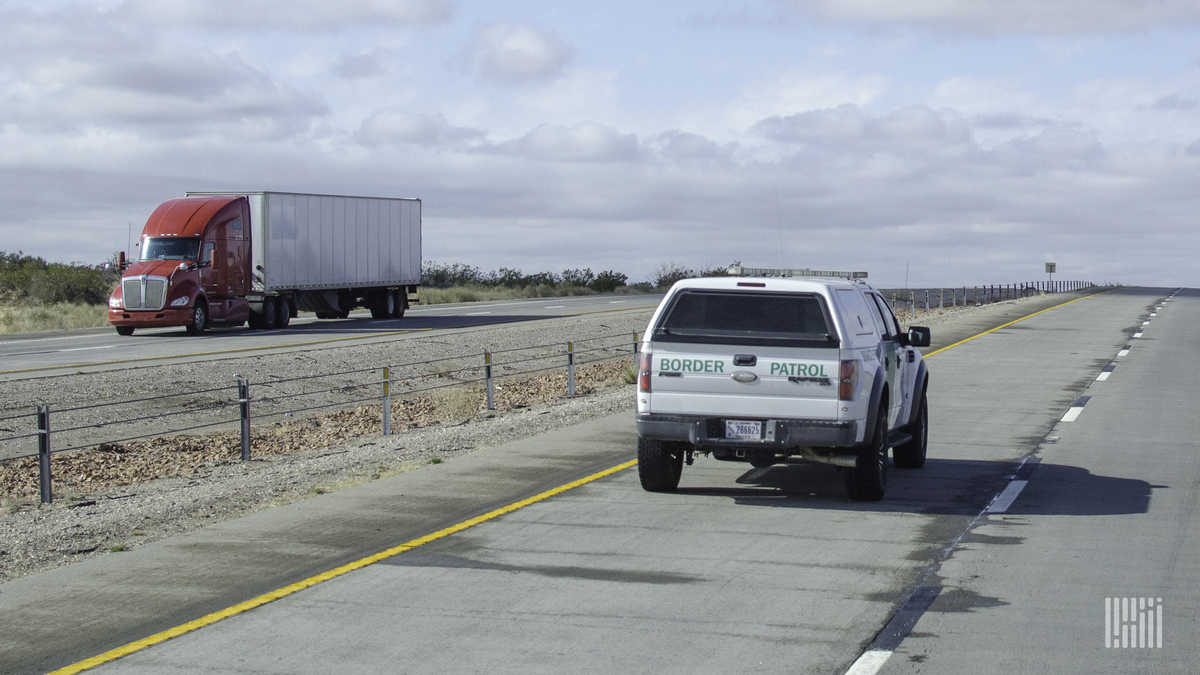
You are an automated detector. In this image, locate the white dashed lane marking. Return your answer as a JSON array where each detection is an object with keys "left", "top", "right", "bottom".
[{"left": 1061, "top": 395, "right": 1091, "bottom": 423}]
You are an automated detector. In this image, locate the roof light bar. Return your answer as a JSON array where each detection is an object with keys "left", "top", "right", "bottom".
[{"left": 725, "top": 264, "right": 868, "bottom": 280}]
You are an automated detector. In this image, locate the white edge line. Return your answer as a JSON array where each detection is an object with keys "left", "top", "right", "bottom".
[
  {"left": 1096, "top": 371, "right": 1111, "bottom": 381},
  {"left": 1117, "top": 349, "right": 1130, "bottom": 357},
  {"left": 1133, "top": 333, "right": 1143, "bottom": 338},
  {"left": 845, "top": 648, "right": 894, "bottom": 675},
  {"left": 1061, "top": 406, "right": 1084, "bottom": 423},
  {"left": 986, "top": 479, "right": 1029, "bottom": 514}
]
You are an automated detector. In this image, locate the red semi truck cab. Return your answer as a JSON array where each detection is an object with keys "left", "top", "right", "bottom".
[{"left": 108, "top": 195, "right": 251, "bottom": 336}]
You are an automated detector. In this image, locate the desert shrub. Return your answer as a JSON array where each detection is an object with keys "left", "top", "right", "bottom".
[{"left": 590, "top": 270, "right": 627, "bottom": 293}]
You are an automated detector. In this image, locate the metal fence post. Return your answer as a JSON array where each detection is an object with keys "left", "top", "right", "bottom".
[
  {"left": 567, "top": 342, "right": 576, "bottom": 397},
  {"left": 925, "top": 290, "right": 930, "bottom": 312},
  {"left": 37, "top": 404, "right": 51, "bottom": 504},
  {"left": 633, "top": 331, "right": 639, "bottom": 365},
  {"left": 382, "top": 366, "right": 391, "bottom": 435},
  {"left": 939, "top": 288, "right": 944, "bottom": 309},
  {"left": 484, "top": 351, "right": 494, "bottom": 411},
  {"left": 909, "top": 291, "right": 915, "bottom": 317},
  {"left": 238, "top": 376, "right": 251, "bottom": 461}
]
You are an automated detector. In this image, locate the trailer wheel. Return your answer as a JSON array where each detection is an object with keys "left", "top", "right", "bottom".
[
  {"left": 390, "top": 290, "right": 407, "bottom": 318},
  {"left": 275, "top": 297, "right": 291, "bottom": 329},
  {"left": 369, "top": 292, "right": 390, "bottom": 320},
  {"left": 115, "top": 326, "right": 134, "bottom": 336},
  {"left": 186, "top": 300, "right": 208, "bottom": 335}
]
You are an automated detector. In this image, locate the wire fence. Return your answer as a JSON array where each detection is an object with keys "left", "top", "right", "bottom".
[
  {"left": 0, "top": 329, "right": 645, "bottom": 504},
  {"left": 0, "top": 280, "right": 1099, "bottom": 503}
]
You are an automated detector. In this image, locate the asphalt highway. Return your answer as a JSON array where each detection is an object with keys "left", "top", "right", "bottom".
[
  {"left": 2, "top": 287, "right": 1194, "bottom": 674},
  {"left": 0, "top": 294, "right": 663, "bottom": 378}
]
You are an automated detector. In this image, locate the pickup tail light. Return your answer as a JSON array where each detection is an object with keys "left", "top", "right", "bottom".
[
  {"left": 839, "top": 359, "right": 857, "bottom": 401},
  {"left": 638, "top": 351, "right": 652, "bottom": 393}
]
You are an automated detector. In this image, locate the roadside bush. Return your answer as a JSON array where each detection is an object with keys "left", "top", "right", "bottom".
[
  {"left": 590, "top": 270, "right": 627, "bottom": 293},
  {"left": 561, "top": 268, "right": 595, "bottom": 287},
  {"left": 0, "top": 251, "right": 114, "bottom": 305},
  {"left": 653, "top": 263, "right": 694, "bottom": 289}
]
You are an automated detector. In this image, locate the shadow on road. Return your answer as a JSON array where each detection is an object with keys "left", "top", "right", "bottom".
[{"left": 675, "top": 458, "right": 1155, "bottom": 516}]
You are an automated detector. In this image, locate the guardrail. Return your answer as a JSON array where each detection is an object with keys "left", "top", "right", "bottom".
[
  {"left": 0, "top": 281, "right": 1100, "bottom": 503},
  {"left": 0, "top": 330, "right": 641, "bottom": 503},
  {"left": 878, "top": 280, "right": 1098, "bottom": 319}
]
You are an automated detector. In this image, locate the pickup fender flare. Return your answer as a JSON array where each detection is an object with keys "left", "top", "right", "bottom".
[
  {"left": 907, "top": 360, "right": 929, "bottom": 427},
  {"left": 863, "top": 367, "right": 887, "bottom": 444}
]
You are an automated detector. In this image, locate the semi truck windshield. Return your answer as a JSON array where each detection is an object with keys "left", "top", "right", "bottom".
[{"left": 140, "top": 237, "right": 201, "bottom": 261}]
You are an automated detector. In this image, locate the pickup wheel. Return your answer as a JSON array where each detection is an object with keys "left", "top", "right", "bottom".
[
  {"left": 845, "top": 402, "right": 888, "bottom": 501},
  {"left": 115, "top": 326, "right": 134, "bottom": 336},
  {"left": 185, "top": 300, "right": 207, "bottom": 335},
  {"left": 893, "top": 393, "right": 928, "bottom": 469},
  {"left": 638, "top": 438, "right": 684, "bottom": 492}
]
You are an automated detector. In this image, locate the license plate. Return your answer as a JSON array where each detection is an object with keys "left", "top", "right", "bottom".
[{"left": 725, "top": 420, "right": 762, "bottom": 440}]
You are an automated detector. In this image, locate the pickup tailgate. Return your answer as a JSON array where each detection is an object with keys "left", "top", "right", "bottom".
[
  {"left": 649, "top": 342, "right": 840, "bottom": 419},
  {"left": 645, "top": 287, "right": 842, "bottom": 419}
]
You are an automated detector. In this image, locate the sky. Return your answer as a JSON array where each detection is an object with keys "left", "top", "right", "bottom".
[{"left": 2, "top": 1, "right": 1199, "bottom": 287}]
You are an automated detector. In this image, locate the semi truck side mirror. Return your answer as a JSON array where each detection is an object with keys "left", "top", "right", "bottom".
[
  {"left": 118, "top": 251, "right": 126, "bottom": 272},
  {"left": 907, "top": 326, "right": 931, "bottom": 348}
]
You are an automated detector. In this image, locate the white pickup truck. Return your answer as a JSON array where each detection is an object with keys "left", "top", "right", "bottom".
[{"left": 635, "top": 274, "right": 931, "bottom": 500}]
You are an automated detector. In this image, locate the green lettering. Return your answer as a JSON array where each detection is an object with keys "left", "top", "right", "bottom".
[
  {"left": 770, "top": 363, "right": 781, "bottom": 375},
  {"left": 715, "top": 360, "right": 724, "bottom": 373},
  {"left": 818, "top": 364, "right": 828, "bottom": 377},
  {"left": 659, "top": 359, "right": 670, "bottom": 371}
]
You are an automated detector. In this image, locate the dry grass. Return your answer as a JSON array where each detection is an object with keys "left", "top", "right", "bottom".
[{"left": 0, "top": 302, "right": 108, "bottom": 334}]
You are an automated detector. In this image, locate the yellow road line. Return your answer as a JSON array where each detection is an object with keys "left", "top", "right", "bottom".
[
  {"left": 50, "top": 290, "right": 1103, "bottom": 673},
  {"left": 50, "top": 459, "right": 639, "bottom": 675},
  {"left": 0, "top": 330, "right": 432, "bottom": 376},
  {"left": 923, "top": 291, "right": 1106, "bottom": 359}
]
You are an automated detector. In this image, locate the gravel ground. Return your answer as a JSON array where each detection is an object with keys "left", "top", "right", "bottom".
[{"left": 0, "top": 292, "right": 1079, "bottom": 582}]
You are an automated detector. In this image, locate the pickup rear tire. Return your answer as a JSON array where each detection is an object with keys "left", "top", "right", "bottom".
[
  {"left": 115, "top": 326, "right": 134, "bottom": 336},
  {"left": 845, "top": 402, "right": 888, "bottom": 501},
  {"left": 638, "top": 438, "right": 683, "bottom": 492},
  {"left": 893, "top": 393, "right": 928, "bottom": 469}
]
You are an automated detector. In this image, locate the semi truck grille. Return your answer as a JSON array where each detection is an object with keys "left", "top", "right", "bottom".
[{"left": 122, "top": 276, "right": 168, "bottom": 310}]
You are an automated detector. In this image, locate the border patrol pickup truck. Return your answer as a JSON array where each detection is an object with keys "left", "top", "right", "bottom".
[{"left": 635, "top": 273, "right": 930, "bottom": 501}]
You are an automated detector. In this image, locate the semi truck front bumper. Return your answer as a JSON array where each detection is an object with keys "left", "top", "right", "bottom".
[
  {"left": 637, "top": 413, "right": 858, "bottom": 449},
  {"left": 109, "top": 308, "right": 191, "bottom": 328}
]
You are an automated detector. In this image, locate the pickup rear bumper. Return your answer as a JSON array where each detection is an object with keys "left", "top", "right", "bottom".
[{"left": 637, "top": 413, "right": 858, "bottom": 449}]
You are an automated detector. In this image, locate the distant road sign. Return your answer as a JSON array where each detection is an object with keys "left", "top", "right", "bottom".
[{"left": 1045, "top": 262, "right": 1057, "bottom": 273}]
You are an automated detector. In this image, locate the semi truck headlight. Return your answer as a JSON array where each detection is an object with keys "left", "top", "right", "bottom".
[
  {"left": 108, "top": 296, "right": 122, "bottom": 308},
  {"left": 170, "top": 296, "right": 190, "bottom": 308}
]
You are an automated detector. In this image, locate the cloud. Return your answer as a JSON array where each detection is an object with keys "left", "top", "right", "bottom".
[
  {"left": 466, "top": 24, "right": 572, "bottom": 83},
  {"left": 496, "top": 122, "right": 638, "bottom": 162},
  {"left": 772, "top": 0, "right": 1200, "bottom": 34},
  {"left": 1149, "top": 93, "right": 1198, "bottom": 111},
  {"left": 648, "top": 131, "right": 735, "bottom": 163},
  {"left": 0, "top": 6, "right": 327, "bottom": 140},
  {"left": 752, "top": 105, "right": 972, "bottom": 153},
  {"left": 357, "top": 110, "right": 484, "bottom": 147},
  {"left": 116, "top": 0, "right": 454, "bottom": 30},
  {"left": 334, "top": 50, "right": 389, "bottom": 79}
]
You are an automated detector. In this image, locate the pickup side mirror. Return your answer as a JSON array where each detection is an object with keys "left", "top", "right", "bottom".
[{"left": 907, "top": 326, "right": 931, "bottom": 348}]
